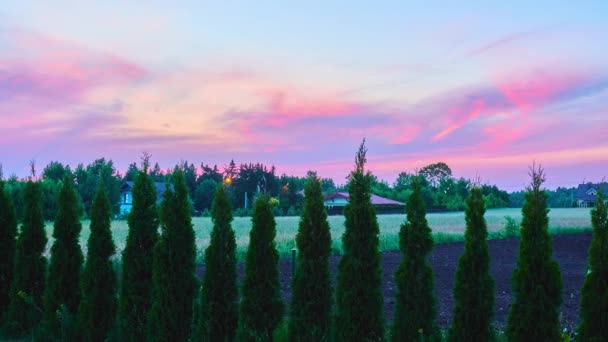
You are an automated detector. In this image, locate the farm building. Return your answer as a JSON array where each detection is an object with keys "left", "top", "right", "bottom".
[
  {"left": 119, "top": 181, "right": 170, "bottom": 214},
  {"left": 575, "top": 183, "right": 608, "bottom": 207},
  {"left": 324, "top": 191, "right": 405, "bottom": 215}
]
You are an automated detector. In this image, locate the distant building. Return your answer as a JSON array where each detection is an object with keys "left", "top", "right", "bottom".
[
  {"left": 120, "top": 181, "right": 170, "bottom": 214},
  {"left": 323, "top": 191, "right": 405, "bottom": 215},
  {"left": 575, "top": 183, "right": 608, "bottom": 207}
]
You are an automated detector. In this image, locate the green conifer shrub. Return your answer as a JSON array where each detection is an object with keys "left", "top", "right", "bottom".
[
  {"left": 0, "top": 180, "right": 18, "bottom": 321},
  {"left": 335, "top": 140, "right": 384, "bottom": 342},
  {"left": 288, "top": 174, "right": 332, "bottom": 341},
  {"left": 79, "top": 182, "right": 117, "bottom": 342},
  {"left": 196, "top": 185, "right": 238, "bottom": 342},
  {"left": 148, "top": 170, "right": 197, "bottom": 341},
  {"left": 3, "top": 180, "right": 47, "bottom": 337},
  {"left": 576, "top": 189, "right": 608, "bottom": 341},
  {"left": 506, "top": 165, "right": 562, "bottom": 341},
  {"left": 119, "top": 170, "right": 159, "bottom": 341},
  {"left": 391, "top": 176, "right": 440, "bottom": 342},
  {"left": 448, "top": 187, "right": 495, "bottom": 342},
  {"left": 43, "top": 176, "right": 84, "bottom": 337},
  {"left": 239, "top": 195, "right": 283, "bottom": 341}
]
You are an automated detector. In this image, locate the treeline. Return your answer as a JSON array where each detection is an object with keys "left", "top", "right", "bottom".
[
  {"left": 3, "top": 159, "right": 519, "bottom": 223},
  {"left": 1, "top": 145, "right": 606, "bottom": 341},
  {"left": 509, "top": 186, "right": 578, "bottom": 208}
]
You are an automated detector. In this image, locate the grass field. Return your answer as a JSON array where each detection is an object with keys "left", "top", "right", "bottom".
[{"left": 43, "top": 207, "right": 592, "bottom": 261}]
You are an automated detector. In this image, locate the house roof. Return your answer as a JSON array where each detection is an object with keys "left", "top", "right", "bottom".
[
  {"left": 575, "top": 183, "right": 608, "bottom": 202},
  {"left": 121, "top": 181, "right": 171, "bottom": 201},
  {"left": 324, "top": 192, "right": 405, "bottom": 206}
]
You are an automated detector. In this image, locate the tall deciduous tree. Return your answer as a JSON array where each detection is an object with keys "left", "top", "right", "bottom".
[
  {"left": 0, "top": 180, "right": 18, "bottom": 320},
  {"left": 196, "top": 185, "right": 238, "bottom": 342},
  {"left": 4, "top": 180, "right": 47, "bottom": 337},
  {"left": 288, "top": 174, "right": 332, "bottom": 341},
  {"left": 391, "top": 177, "right": 439, "bottom": 341},
  {"left": 506, "top": 165, "right": 562, "bottom": 341},
  {"left": 79, "top": 182, "right": 117, "bottom": 342},
  {"left": 448, "top": 187, "right": 494, "bottom": 342},
  {"left": 119, "top": 169, "right": 159, "bottom": 341},
  {"left": 577, "top": 189, "right": 608, "bottom": 341},
  {"left": 335, "top": 139, "right": 384, "bottom": 342},
  {"left": 43, "top": 176, "right": 84, "bottom": 336},
  {"left": 239, "top": 195, "right": 283, "bottom": 340},
  {"left": 148, "top": 170, "right": 197, "bottom": 341}
]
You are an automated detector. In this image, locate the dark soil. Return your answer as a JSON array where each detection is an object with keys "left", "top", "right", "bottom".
[{"left": 197, "top": 232, "right": 591, "bottom": 331}]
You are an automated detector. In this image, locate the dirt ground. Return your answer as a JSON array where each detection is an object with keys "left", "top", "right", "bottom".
[{"left": 199, "top": 232, "right": 591, "bottom": 331}]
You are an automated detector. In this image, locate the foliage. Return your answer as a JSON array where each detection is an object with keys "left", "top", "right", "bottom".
[
  {"left": 501, "top": 216, "right": 520, "bottom": 238},
  {"left": 576, "top": 190, "right": 608, "bottom": 341},
  {"left": 43, "top": 176, "right": 84, "bottom": 337},
  {"left": 288, "top": 175, "right": 332, "bottom": 341},
  {"left": 506, "top": 165, "right": 563, "bottom": 341},
  {"left": 119, "top": 170, "right": 159, "bottom": 341},
  {"left": 0, "top": 181, "right": 18, "bottom": 321},
  {"left": 448, "top": 187, "right": 495, "bottom": 342},
  {"left": 79, "top": 182, "right": 117, "bottom": 342},
  {"left": 74, "top": 158, "right": 122, "bottom": 215},
  {"left": 196, "top": 185, "right": 238, "bottom": 342},
  {"left": 194, "top": 179, "right": 218, "bottom": 212},
  {"left": 41, "top": 161, "right": 73, "bottom": 182},
  {"left": 419, "top": 162, "right": 452, "bottom": 187},
  {"left": 335, "top": 139, "right": 384, "bottom": 342},
  {"left": 149, "top": 170, "right": 197, "bottom": 341},
  {"left": 239, "top": 195, "right": 283, "bottom": 341},
  {"left": 3, "top": 180, "right": 47, "bottom": 337},
  {"left": 391, "top": 177, "right": 440, "bottom": 341}
]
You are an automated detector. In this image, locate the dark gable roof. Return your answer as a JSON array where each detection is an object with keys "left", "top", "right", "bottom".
[
  {"left": 121, "top": 181, "right": 172, "bottom": 201},
  {"left": 575, "top": 183, "right": 608, "bottom": 202},
  {"left": 324, "top": 192, "right": 405, "bottom": 206}
]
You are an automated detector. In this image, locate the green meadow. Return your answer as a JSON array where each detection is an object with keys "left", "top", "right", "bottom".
[{"left": 43, "top": 207, "right": 592, "bottom": 261}]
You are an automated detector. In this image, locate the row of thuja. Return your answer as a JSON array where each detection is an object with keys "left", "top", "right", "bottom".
[{"left": 0, "top": 144, "right": 606, "bottom": 341}]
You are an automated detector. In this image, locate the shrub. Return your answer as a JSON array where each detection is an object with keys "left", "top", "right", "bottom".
[
  {"left": 506, "top": 165, "right": 562, "bottom": 341},
  {"left": 448, "top": 187, "right": 495, "bottom": 342},
  {"left": 501, "top": 216, "right": 520, "bottom": 237},
  {"left": 391, "top": 177, "right": 440, "bottom": 342},
  {"left": 239, "top": 195, "right": 283, "bottom": 340},
  {"left": 576, "top": 190, "right": 608, "bottom": 341},
  {"left": 0, "top": 180, "right": 17, "bottom": 321},
  {"left": 288, "top": 176, "right": 332, "bottom": 341},
  {"left": 335, "top": 140, "right": 384, "bottom": 342}
]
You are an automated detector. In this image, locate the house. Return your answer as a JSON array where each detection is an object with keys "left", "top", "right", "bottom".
[
  {"left": 323, "top": 192, "right": 405, "bottom": 215},
  {"left": 575, "top": 183, "right": 608, "bottom": 207},
  {"left": 120, "top": 181, "right": 171, "bottom": 214}
]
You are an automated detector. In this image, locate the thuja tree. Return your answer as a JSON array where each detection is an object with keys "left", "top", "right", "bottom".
[
  {"left": 43, "top": 176, "right": 84, "bottom": 337},
  {"left": 238, "top": 195, "right": 283, "bottom": 341},
  {"left": 0, "top": 180, "right": 17, "bottom": 321},
  {"left": 196, "top": 185, "right": 238, "bottom": 342},
  {"left": 119, "top": 169, "right": 159, "bottom": 341},
  {"left": 448, "top": 187, "right": 495, "bottom": 342},
  {"left": 148, "top": 170, "right": 197, "bottom": 341},
  {"left": 391, "top": 176, "right": 439, "bottom": 342},
  {"left": 335, "top": 139, "right": 384, "bottom": 342},
  {"left": 79, "top": 182, "right": 117, "bottom": 342},
  {"left": 506, "top": 165, "right": 562, "bottom": 341},
  {"left": 4, "top": 180, "right": 47, "bottom": 336},
  {"left": 288, "top": 174, "right": 332, "bottom": 341},
  {"left": 577, "top": 189, "right": 608, "bottom": 341}
]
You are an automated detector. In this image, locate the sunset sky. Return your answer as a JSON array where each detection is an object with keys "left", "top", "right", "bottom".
[{"left": 1, "top": 1, "right": 607, "bottom": 190}]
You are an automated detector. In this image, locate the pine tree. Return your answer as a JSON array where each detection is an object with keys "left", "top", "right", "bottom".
[
  {"left": 576, "top": 189, "right": 608, "bottom": 341},
  {"left": 335, "top": 139, "right": 384, "bottom": 342},
  {"left": 3, "top": 180, "right": 47, "bottom": 337},
  {"left": 0, "top": 180, "right": 17, "bottom": 321},
  {"left": 196, "top": 185, "right": 238, "bottom": 342},
  {"left": 79, "top": 182, "right": 117, "bottom": 342},
  {"left": 506, "top": 165, "right": 562, "bottom": 341},
  {"left": 148, "top": 170, "right": 197, "bottom": 341},
  {"left": 391, "top": 176, "right": 439, "bottom": 341},
  {"left": 288, "top": 175, "right": 332, "bottom": 341},
  {"left": 239, "top": 195, "right": 283, "bottom": 341},
  {"left": 43, "top": 175, "right": 84, "bottom": 337},
  {"left": 448, "top": 187, "right": 495, "bottom": 342},
  {"left": 119, "top": 170, "right": 159, "bottom": 341}
]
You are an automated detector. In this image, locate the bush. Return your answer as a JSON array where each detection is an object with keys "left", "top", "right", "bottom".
[{"left": 501, "top": 216, "right": 520, "bottom": 237}]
